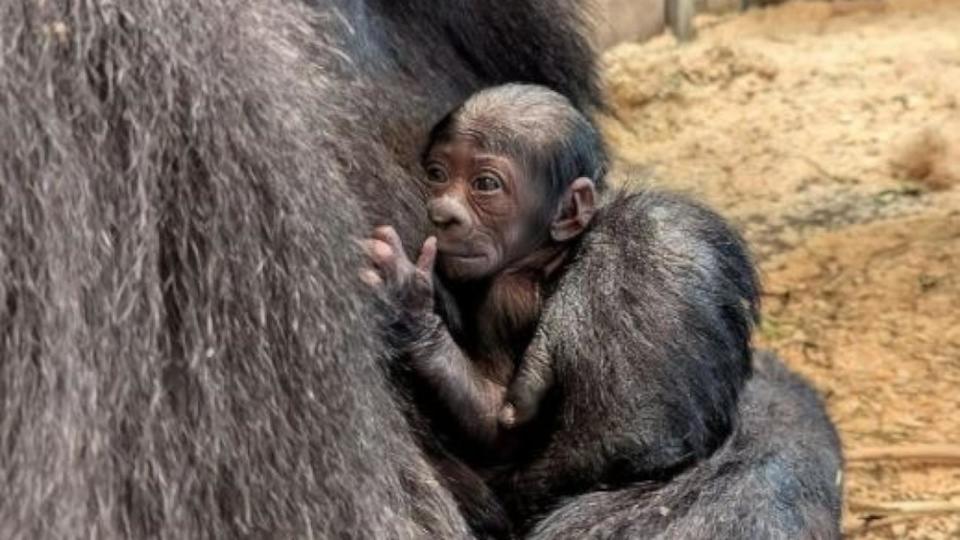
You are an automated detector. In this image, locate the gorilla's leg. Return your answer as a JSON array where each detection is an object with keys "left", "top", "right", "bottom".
[{"left": 528, "top": 351, "right": 843, "bottom": 540}]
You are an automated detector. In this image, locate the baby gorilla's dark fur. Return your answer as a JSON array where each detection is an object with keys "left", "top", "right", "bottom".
[{"left": 496, "top": 191, "right": 843, "bottom": 539}]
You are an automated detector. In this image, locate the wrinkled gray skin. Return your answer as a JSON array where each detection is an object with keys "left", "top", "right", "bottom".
[{"left": 0, "top": 0, "right": 841, "bottom": 538}]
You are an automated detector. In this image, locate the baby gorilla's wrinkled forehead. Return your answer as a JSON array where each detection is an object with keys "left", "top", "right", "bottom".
[{"left": 425, "top": 83, "right": 608, "bottom": 200}]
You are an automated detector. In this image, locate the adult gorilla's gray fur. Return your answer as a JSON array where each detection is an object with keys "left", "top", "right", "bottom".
[{"left": 0, "top": 0, "right": 596, "bottom": 537}]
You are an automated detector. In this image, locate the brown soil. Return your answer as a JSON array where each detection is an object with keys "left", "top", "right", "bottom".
[{"left": 600, "top": 1, "right": 960, "bottom": 537}]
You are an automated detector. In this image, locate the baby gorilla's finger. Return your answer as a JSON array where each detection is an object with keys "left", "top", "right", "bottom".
[
  {"left": 499, "top": 332, "right": 555, "bottom": 430},
  {"left": 372, "top": 226, "right": 420, "bottom": 283},
  {"left": 498, "top": 403, "right": 519, "bottom": 428},
  {"left": 358, "top": 268, "right": 384, "bottom": 287},
  {"left": 499, "top": 377, "right": 549, "bottom": 429},
  {"left": 372, "top": 226, "right": 406, "bottom": 258},
  {"left": 416, "top": 236, "right": 437, "bottom": 274},
  {"left": 361, "top": 239, "right": 397, "bottom": 269}
]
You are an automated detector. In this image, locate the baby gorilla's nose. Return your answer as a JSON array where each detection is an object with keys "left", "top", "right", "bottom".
[{"left": 427, "top": 196, "right": 473, "bottom": 236}]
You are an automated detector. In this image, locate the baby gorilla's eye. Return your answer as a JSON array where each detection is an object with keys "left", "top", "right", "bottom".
[
  {"left": 425, "top": 164, "right": 447, "bottom": 184},
  {"left": 472, "top": 175, "right": 503, "bottom": 192}
]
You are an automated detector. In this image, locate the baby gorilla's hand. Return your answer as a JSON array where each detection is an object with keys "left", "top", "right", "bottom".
[
  {"left": 499, "top": 327, "right": 555, "bottom": 430},
  {"left": 360, "top": 226, "right": 437, "bottom": 316}
]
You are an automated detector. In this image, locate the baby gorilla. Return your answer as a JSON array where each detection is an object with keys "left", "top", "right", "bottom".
[
  {"left": 366, "top": 85, "right": 840, "bottom": 539},
  {"left": 362, "top": 84, "right": 842, "bottom": 540},
  {"left": 362, "top": 83, "right": 604, "bottom": 457}
]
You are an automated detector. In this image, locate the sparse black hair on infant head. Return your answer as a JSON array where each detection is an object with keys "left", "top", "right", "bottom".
[{"left": 426, "top": 83, "right": 608, "bottom": 206}]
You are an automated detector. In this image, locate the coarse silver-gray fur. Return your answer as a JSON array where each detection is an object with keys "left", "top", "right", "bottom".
[{"left": 0, "top": 0, "right": 599, "bottom": 538}]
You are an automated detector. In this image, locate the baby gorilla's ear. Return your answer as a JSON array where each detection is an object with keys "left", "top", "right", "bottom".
[{"left": 550, "top": 177, "right": 596, "bottom": 242}]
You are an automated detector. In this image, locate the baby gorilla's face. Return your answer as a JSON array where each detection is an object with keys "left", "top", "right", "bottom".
[{"left": 422, "top": 135, "right": 547, "bottom": 281}]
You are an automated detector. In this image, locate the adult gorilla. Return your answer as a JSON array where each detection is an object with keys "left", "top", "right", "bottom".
[
  {"left": 0, "top": 1, "right": 596, "bottom": 537},
  {"left": 0, "top": 0, "right": 840, "bottom": 538}
]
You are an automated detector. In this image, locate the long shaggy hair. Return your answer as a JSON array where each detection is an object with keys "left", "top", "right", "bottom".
[
  {"left": 0, "top": 1, "right": 465, "bottom": 537},
  {"left": 0, "top": 0, "right": 602, "bottom": 536}
]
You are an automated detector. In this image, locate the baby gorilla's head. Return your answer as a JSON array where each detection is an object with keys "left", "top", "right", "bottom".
[{"left": 421, "top": 84, "right": 608, "bottom": 281}]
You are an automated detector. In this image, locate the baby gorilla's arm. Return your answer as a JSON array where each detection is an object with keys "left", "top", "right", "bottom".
[
  {"left": 401, "top": 313, "right": 509, "bottom": 448},
  {"left": 361, "top": 226, "right": 509, "bottom": 448}
]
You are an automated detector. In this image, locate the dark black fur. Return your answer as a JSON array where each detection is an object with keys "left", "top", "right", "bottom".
[
  {"left": 528, "top": 351, "right": 844, "bottom": 539},
  {"left": 494, "top": 191, "right": 757, "bottom": 516},
  {"left": 492, "top": 191, "right": 843, "bottom": 538}
]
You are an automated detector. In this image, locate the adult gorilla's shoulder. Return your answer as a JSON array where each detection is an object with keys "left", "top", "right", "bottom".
[{"left": 0, "top": 0, "right": 598, "bottom": 537}]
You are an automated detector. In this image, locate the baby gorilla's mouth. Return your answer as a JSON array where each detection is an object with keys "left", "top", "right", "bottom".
[
  {"left": 436, "top": 241, "right": 484, "bottom": 260},
  {"left": 441, "top": 252, "right": 485, "bottom": 262}
]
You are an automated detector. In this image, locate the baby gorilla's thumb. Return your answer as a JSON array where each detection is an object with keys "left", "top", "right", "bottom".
[
  {"left": 498, "top": 380, "right": 544, "bottom": 430},
  {"left": 500, "top": 330, "right": 555, "bottom": 430},
  {"left": 498, "top": 403, "right": 518, "bottom": 429},
  {"left": 416, "top": 236, "right": 437, "bottom": 273}
]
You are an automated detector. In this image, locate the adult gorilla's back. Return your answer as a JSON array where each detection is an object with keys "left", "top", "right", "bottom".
[{"left": 0, "top": 0, "right": 597, "bottom": 537}]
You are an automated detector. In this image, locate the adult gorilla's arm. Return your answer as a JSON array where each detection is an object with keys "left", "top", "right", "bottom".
[
  {"left": 499, "top": 190, "right": 761, "bottom": 523},
  {"left": 527, "top": 351, "right": 844, "bottom": 539}
]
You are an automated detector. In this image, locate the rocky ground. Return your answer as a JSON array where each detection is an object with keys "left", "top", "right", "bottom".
[{"left": 600, "top": 1, "right": 960, "bottom": 537}]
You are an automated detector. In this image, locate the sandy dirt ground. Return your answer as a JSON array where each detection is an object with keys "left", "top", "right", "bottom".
[{"left": 600, "top": 1, "right": 960, "bottom": 537}]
